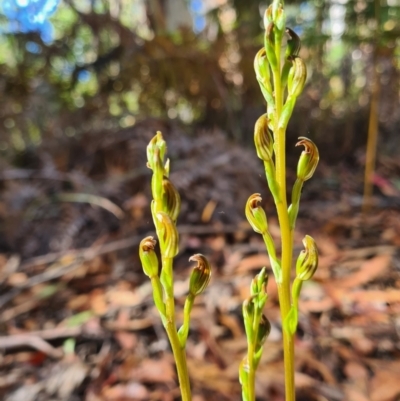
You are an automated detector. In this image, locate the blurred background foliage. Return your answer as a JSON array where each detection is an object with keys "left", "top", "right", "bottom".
[{"left": 0, "top": 0, "right": 399, "bottom": 163}]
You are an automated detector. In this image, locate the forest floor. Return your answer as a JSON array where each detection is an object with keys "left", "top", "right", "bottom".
[{"left": 1, "top": 120, "right": 400, "bottom": 401}]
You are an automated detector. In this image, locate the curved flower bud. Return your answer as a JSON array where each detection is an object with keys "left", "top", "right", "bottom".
[
  {"left": 254, "top": 48, "right": 270, "bottom": 84},
  {"left": 285, "top": 28, "right": 301, "bottom": 59},
  {"left": 254, "top": 49, "right": 274, "bottom": 105},
  {"left": 254, "top": 114, "right": 274, "bottom": 162},
  {"left": 287, "top": 57, "right": 307, "bottom": 98},
  {"left": 188, "top": 254, "right": 211, "bottom": 296},
  {"left": 156, "top": 212, "right": 179, "bottom": 258},
  {"left": 255, "top": 314, "right": 271, "bottom": 351},
  {"left": 245, "top": 194, "right": 269, "bottom": 234},
  {"left": 296, "top": 137, "right": 319, "bottom": 181},
  {"left": 251, "top": 267, "right": 268, "bottom": 297},
  {"left": 296, "top": 235, "right": 318, "bottom": 281},
  {"left": 162, "top": 178, "right": 181, "bottom": 222},
  {"left": 139, "top": 236, "right": 159, "bottom": 277}
]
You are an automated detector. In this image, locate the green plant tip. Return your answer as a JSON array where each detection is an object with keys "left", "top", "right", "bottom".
[{"left": 251, "top": 267, "right": 268, "bottom": 297}]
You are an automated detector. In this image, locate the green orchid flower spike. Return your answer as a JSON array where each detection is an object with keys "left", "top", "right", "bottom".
[
  {"left": 140, "top": 132, "right": 212, "bottom": 401},
  {"left": 242, "top": 1, "right": 320, "bottom": 400}
]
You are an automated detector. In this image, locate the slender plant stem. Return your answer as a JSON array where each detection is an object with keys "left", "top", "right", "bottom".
[
  {"left": 165, "top": 323, "right": 192, "bottom": 401},
  {"left": 247, "top": 344, "right": 256, "bottom": 401},
  {"left": 273, "top": 46, "right": 296, "bottom": 401},
  {"left": 162, "top": 257, "right": 192, "bottom": 401}
]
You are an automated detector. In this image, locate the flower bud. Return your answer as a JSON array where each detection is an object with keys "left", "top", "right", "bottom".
[
  {"left": 296, "top": 235, "right": 318, "bottom": 281},
  {"left": 164, "top": 158, "right": 170, "bottom": 177},
  {"left": 265, "top": 23, "right": 278, "bottom": 71},
  {"left": 188, "top": 254, "right": 211, "bottom": 296},
  {"left": 156, "top": 212, "right": 179, "bottom": 258},
  {"left": 255, "top": 314, "right": 271, "bottom": 351},
  {"left": 254, "top": 114, "right": 274, "bottom": 162},
  {"left": 250, "top": 267, "right": 268, "bottom": 297},
  {"left": 296, "top": 137, "right": 319, "bottom": 181},
  {"left": 274, "top": 4, "right": 286, "bottom": 32},
  {"left": 147, "top": 131, "right": 166, "bottom": 170},
  {"left": 151, "top": 148, "right": 164, "bottom": 201},
  {"left": 245, "top": 194, "right": 268, "bottom": 234},
  {"left": 242, "top": 296, "right": 255, "bottom": 339},
  {"left": 162, "top": 178, "right": 181, "bottom": 222},
  {"left": 287, "top": 57, "right": 307, "bottom": 98},
  {"left": 254, "top": 49, "right": 273, "bottom": 104},
  {"left": 285, "top": 28, "right": 301, "bottom": 59},
  {"left": 139, "top": 236, "right": 159, "bottom": 277},
  {"left": 263, "top": 5, "right": 273, "bottom": 28}
]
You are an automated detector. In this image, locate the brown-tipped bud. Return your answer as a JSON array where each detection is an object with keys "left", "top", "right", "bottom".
[
  {"left": 251, "top": 267, "right": 268, "bottom": 297},
  {"left": 245, "top": 194, "right": 268, "bottom": 234},
  {"left": 162, "top": 178, "right": 181, "bottom": 222},
  {"left": 287, "top": 57, "right": 307, "bottom": 98},
  {"left": 296, "top": 137, "right": 319, "bottom": 181},
  {"left": 139, "top": 236, "right": 159, "bottom": 277},
  {"left": 285, "top": 28, "right": 301, "bottom": 59},
  {"left": 263, "top": 5, "right": 273, "bottom": 28},
  {"left": 296, "top": 235, "right": 318, "bottom": 281},
  {"left": 274, "top": 4, "right": 286, "bottom": 31},
  {"left": 156, "top": 212, "right": 179, "bottom": 258},
  {"left": 188, "top": 254, "right": 211, "bottom": 296},
  {"left": 255, "top": 314, "right": 271, "bottom": 351},
  {"left": 254, "top": 114, "right": 274, "bottom": 162}
]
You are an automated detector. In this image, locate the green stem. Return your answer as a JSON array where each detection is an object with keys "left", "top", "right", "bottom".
[
  {"left": 178, "top": 293, "right": 195, "bottom": 347},
  {"left": 165, "top": 323, "right": 192, "bottom": 401},
  {"left": 272, "top": 38, "right": 296, "bottom": 401},
  {"left": 161, "top": 257, "right": 192, "bottom": 401}
]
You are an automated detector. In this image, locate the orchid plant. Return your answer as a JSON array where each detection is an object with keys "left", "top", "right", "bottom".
[{"left": 240, "top": 1, "right": 320, "bottom": 400}]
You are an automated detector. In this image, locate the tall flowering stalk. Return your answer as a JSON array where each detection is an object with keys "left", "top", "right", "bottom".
[
  {"left": 139, "top": 132, "right": 211, "bottom": 401},
  {"left": 240, "top": 1, "right": 320, "bottom": 400}
]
